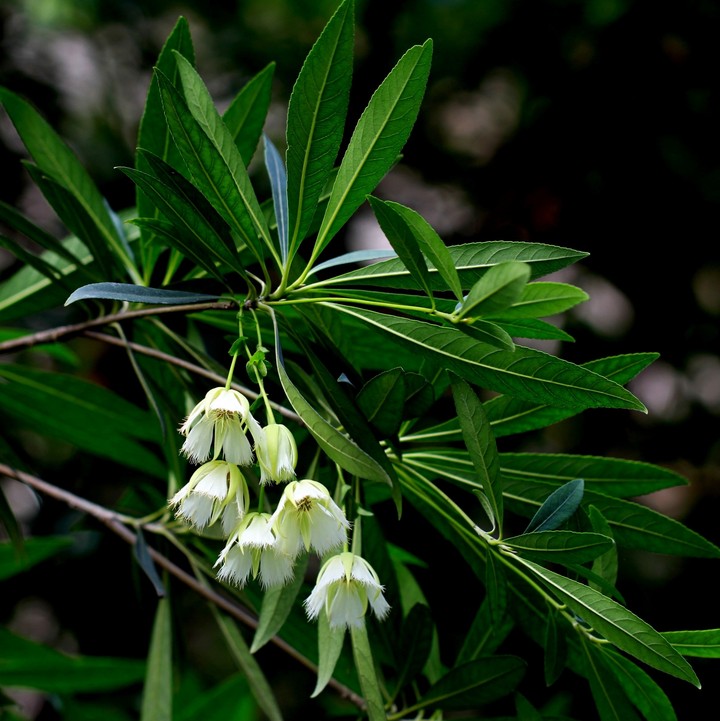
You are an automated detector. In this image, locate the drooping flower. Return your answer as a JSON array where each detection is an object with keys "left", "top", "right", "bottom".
[
  {"left": 255, "top": 423, "right": 298, "bottom": 485},
  {"left": 216, "top": 512, "right": 295, "bottom": 589},
  {"left": 179, "top": 387, "right": 262, "bottom": 465},
  {"left": 270, "top": 479, "right": 350, "bottom": 558},
  {"left": 304, "top": 552, "right": 390, "bottom": 629},
  {"left": 169, "top": 460, "right": 249, "bottom": 534}
]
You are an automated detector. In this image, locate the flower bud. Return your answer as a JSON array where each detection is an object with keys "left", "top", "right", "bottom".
[{"left": 256, "top": 424, "right": 298, "bottom": 485}]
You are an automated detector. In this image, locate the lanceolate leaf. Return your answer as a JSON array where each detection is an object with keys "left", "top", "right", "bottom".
[
  {"left": 310, "top": 249, "right": 397, "bottom": 274},
  {"left": 327, "top": 304, "right": 646, "bottom": 412},
  {"left": 140, "top": 598, "right": 172, "bottom": 721},
  {"left": 273, "top": 317, "right": 391, "bottom": 484},
  {"left": 579, "top": 635, "right": 642, "bottom": 721},
  {"left": 500, "top": 453, "right": 688, "bottom": 499},
  {"left": 517, "top": 558, "right": 700, "bottom": 687},
  {"left": 311, "top": 40, "right": 433, "bottom": 261},
  {"left": 394, "top": 604, "right": 434, "bottom": 693},
  {"left": 455, "top": 261, "right": 531, "bottom": 320},
  {"left": 502, "top": 530, "right": 614, "bottom": 565},
  {"left": 155, "top": 67, "right": 272, "bottom": 266},
  {"left": 318, "top": 240, "right": 588, "bottom": 290},
  {"left": 0, "top": 364, "right": 164, "bottom": 477},
  {"left": 457, "top": 319, "right": 516, "bottom": 352},
  {"left": 311, "top": 613, "right": 346, "bottom": 698},
  {"left": 489, "top": 281, "right": 589, "bottom": 320},
  {"left": 349, "top": 624, "right": 386, "bottom": 721},
  {"left": 375, "top": 200, "right": 464, "bottom": 301},
  {"left": 263, "top": 134, "right": 289, "bottom": 263},
  {"left": 223, "top": 62, "right": 275, "bottom": 166},
  {"left": 356, "top": 367, "right": 406, "bottom": 437},
  {"left": 135, "top": 15, "right": 195, "bottom": 271},
  {"left": 414, "top": 656, "right": 526, "bottom": 711},
  {"left": 368, "top": 196, "right": 435, "bottom": 302},
  {"left": 0, "top": 628, "right": 145, "bottom": 692},
  {"left": 451, "top": 376, "right": 503, "bottom": 533},
  {"left": 0, "top": 87, "right": 137, "bottom": 279},
  {"left": 286, "top": 0, "right": 355, "bottom": 257},
  {"left": 526, "top": 479, "right": 584, "bottom": 532},
  {"left": 662, "top": 629, "right": 720, "bottom": 658},
  {"left": 602, "top": 648, "right": 678, "bottom": 721},
  {"left": 251, "top": 554, "right": 309, "bottom": 653},
  {"left": 65, "top": 282, "right": 220, "bottom": 306}
]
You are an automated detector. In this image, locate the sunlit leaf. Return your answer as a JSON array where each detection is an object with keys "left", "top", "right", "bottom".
[
  {"left": 455, "top": 261, "right": 530, "bottom": 320},
  {"left": 489, "top": 281, "right": 589, "bottom": 320},
  {"left": 662, "top": 629, "right": 720, "bottom": 658}
]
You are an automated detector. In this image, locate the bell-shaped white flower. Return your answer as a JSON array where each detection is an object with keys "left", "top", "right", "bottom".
[
  {"left": 169, "top": 460, "right": 249, "bottom": 533},
  {"left": 255, "top": 424, "right": 298, "bottom": 485},
  {"left": 304, "top": 552, "right": 390, "bottom": 629},
  {"left": 216, "top": 512, "right": 295, "bottom": 589},
  {"left": 179, "top": 387, "right": 262, "bottom": 465},
  {"left": 270, "top": 479, "right": 350, "bottom": 558}
]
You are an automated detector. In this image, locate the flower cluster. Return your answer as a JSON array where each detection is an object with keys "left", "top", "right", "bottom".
[{"left": 168, "top": 386, "right": 389, "bottom": 630}]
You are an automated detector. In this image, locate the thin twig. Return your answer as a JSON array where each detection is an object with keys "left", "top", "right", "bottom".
[
  {"left": 0, "top": 463, "right": 365, "bottom": 709},
  {"left": 0, "top": 301, "right": 235, "bottom": 354}
]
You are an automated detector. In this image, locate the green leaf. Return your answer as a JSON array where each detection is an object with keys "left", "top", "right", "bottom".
[
  {"left": 501, "top": 474, "right": 720, "bottom": 558},
  {"left": 0, "top": 87, "right": 137, "bottom": 278},
  {"left": 502, "top": 530, "right": 614, "bottom": 565},
  {"left": 525, "top": 479, "right": 584, "bottom": 532},
  {"left": 65, "top": 282, "right": 220, "bottom": 306},
  {"left": 489, "top": 281, "right": 589, "bottom": 320},
  {"left": 0, "top": 232, "right": 73, "bottom": 289},
  {"left": 0, "top": 627, "right": 145, "bottom": 692},
  {"left": 0, "top": 536, "right": 72, "bottom": 580},
  {"left": 286, "top": 0, "right": 355, "bottom": 257},
  {"left": 223, "top": 62, "right": 275, "bottom": 166},
  {"left": 414, "top": 656, "right": 526, "bottom": 712},
  {"left": 311, "top": 612, "right": 346, "bottom": 698},
  {"left": 544, "top": 611, "right": 567, "bottom": 687},
  {"left": 133, "top": 528, "right": 166, "bottom": 597},
  {"left": 213, "top": 609, "right": 283, "bottom": 721},
  {"left": 602, "top": 648, "right": 678, "bottom": 721},
  {"left": 368, "top": 196, "right": 435, "bottom": 301},
  {"left": 515, "top": 693, "right": 544, "bottom": 721},
  {"left": 330, "top": 304, "right": 646, "bottom": 411},
  {"left": 456, "top": 599, "right": 514, "bottom": 664},
  {"left": 175, "top": 674, "right": 255, "bottom": 721},
  {"left": 394, "top": 603, "right": 435, "bottom": 693},
  {"left": 251, "top": 554, "right": 309, "bottom": 653},
  {"left": 264, "top": 134, "right": 289, "bottom": 262},
  {"left": 140, "top": 598, "right": 172, "bottom": 721},
  {"left": 662, "top": 629, "right": 720, "bottom": 658},
  {"left": 494, "top": 316, "right": 576, "bottom": 342},
  {"left": 457, "top": 319, "right": 516, "bottom": 352},
  {"left": 451, "top": 376, "right": 503, "bottom": 533},
  {"left": 588, "top": 506, "right": 618, "bottom": 589},
  {"left": 272, "top": 319, "right": 390, "bottom": 484},
  {"left": 349, "top": 623, "right": 386, "bottom": 721},
  {"left": 455, "top": 261, "right": 531, "bottom": 320},
  {"left": 579, "top": 635, "right": 642, "bottom": 721},
  {"left": 485, "top": 353, "right": 659, "bottom": 437},
  {"left": 0, "top": 364, "right": 164, "bottom": 477},
  {"left": 135, "top": 15, "right": 195, "bottom": 272},
  {"left": 375, "top": 200, "right": 463, "bottom": 301},
  {"left": 485, "top": 548, "right": 508, "bottom": 625},
  {"left": 500, "top": 453, "right": 688, "bottom": 499},
  {"left": 0, "top": 200, "right": 89, "bottom": 272},
  {"left": 356, "top": 367, "right": 406, "bottom": 437},
  {"left": 517, "top": 558, "right": 700, "bottom": 687},
  {"left": 311, "top": 249, "right": 397, "bottom": 274},
  {"left": 23, "top": 164, "right": 120, "bottom": 279},
  {"left": 319, "top": 240, "right": 588, "bottom": 290},
  {"left": 155, "top": 66, "right": 273, "bottom": 266},
  {"left": 312, "top": 39, "right": 433, "bottom": 260},
  {"left": 122, "top": 149, "right": 247, "bottom": 277}
]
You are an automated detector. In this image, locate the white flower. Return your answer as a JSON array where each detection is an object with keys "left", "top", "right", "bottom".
[
  {"left": 304, "top": 552, "right": 390, "bottom": 629},
  {"left": 270, "top": 479, "right": 350, "bottom": 558},
  {"left": 179, "top": 387, "right": 262, "bottom": 465},
  {"left": 256, "top": 424, "right": 298, "bottom": 485},
  {"left": 216, "top": 512, "right": 295, "bottom": 589},
  {"left": 169, "top": 460, "right": 249, "bottom": 533}
]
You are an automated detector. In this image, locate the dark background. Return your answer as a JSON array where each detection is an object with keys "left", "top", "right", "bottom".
[{"left": 1, "top": 0, "right": 719, "bottom": 718}]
